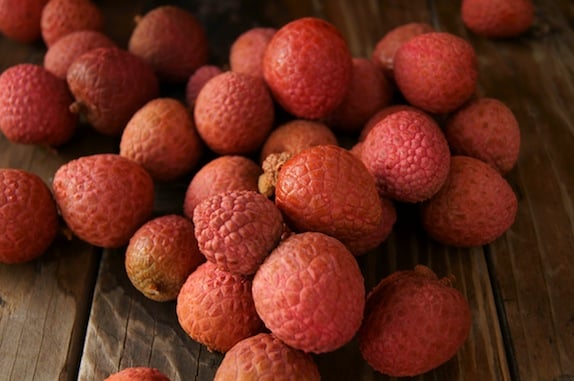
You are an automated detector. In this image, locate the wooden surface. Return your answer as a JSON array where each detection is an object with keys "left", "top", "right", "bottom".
[{"left": 0, "top": 1, "right": 572, "bottom": 380}]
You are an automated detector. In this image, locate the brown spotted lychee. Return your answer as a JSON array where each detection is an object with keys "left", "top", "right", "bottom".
[
  {"left": 360, "top": 109, "right": 450, "bottom": 203},
  {"left": 274, "top": 144, "right": 382, "bottom": 250},
  {"left": 119, "top": 97, "right": 204, "bottom": 182},
  {"left": 194, "top": 71, "right": 274, "bottom": 155},
  {"left": 263, "top": 17, "right": 353, "bottom": 119},
  {"left": 52, "top": 154, "right": 154, "bottom": 248},
  {"left": 183, "top": 155, "right": 262, "bottom": 218},
  {"left": 44, "top": 30, "right": 116, "bottom": 80},
  {"left": 40, "top": 0, "right": 103, "bottom": 47},
  {"left": 444, "top": 97, "right": 520, "bottom": 174},
  {"left": 252, "top": 232, "right": 365, "bottom": 354},
  {"left": 0, "top": 63, "right": 77, "bottom": 146},
  {"left": 0, "top": 169, "right": 59, "bottom": 264},
  {"left": 176, "top": 261, "right": 264, "bottom": 353},
  {"left": 125, "top": 214, "right": 204, "bottom": 302},
  {"left": 104, "top": 367, "right": 170, "bottom": 381},
  {"left": 67, "top": 47, "right": 159, "bottom": 136},
  {"left": 193, "top": 190, "right": 284, "bottom": 275},
  {"left": 359, "top": 265, "right": 472, "bottom": 377},
  {"left": 214, "top": 333, "right": 321, "bottom": 381},
  {"left": 128, "top": 5, "right": 208, "bottom": 83},
  {"left": 421, "top": 155, "right": 518, "bottom": 247},
  {"left": 394, "top": 32, "right": 478, "bottom": 114}
]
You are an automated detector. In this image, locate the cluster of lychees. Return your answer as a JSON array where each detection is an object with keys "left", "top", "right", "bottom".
[{"left": 0, "top": 0, "right": 534, "bottom": 380}]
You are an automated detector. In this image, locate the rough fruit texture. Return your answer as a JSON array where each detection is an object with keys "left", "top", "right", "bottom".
[
  {"left": 461, "top": 0, "right": 535, "bottom": 38},
  {"left": 193, "top": 190, "right": 284, "bottom": 275},
  {"left": 229, "top": 27, "right": 276, "bottom": 78},
  {"left": 125, "top": 215, "right": 204, "bottom": 302},
  {"left": 421, "top": 155, "right": 518, "bottom": 247},
  {"left": 275, "top": 144, "right": 383, "bottom": 249},
  {"left": 359, "top": 104, "right": 428, "bottom": 142},
  {"left": 67, "top": 47, "right": 159, "bottom": 136},
  {"left": 326, "top": 57, "right": 394, "bottom": 134},
  {"left": 214, "top": 333, "right": 321, "bottom": 381},
  {"left": 128, "top": 5, "right": 209, "bottom": 83},
  {"left": 444, "top": 97, "right": 521, "bottom": 174},
  {"left": 371, "top": 22, "right": 434, "bottom": 79},
  {"left": 394, "top": 32, "right": 478, "bottom": 114},
  {"left": 44, "top": 30, "right": 116, "bottom": 80},
  {"left": 176, "top": 261, "right": 264, "bottom": 353},
  {"left": 360, "top": 110, "right": 450, "bottom": 203},
  {"left": 183, "top": 155, "right": 262, "bottom": 218},
  {"left": 0, "top": 64, "right": 77, "bottom": 146},
  {"left": 104, "top": 367, "right": 170, "bottom": 381},
  {"left": 0, "top": 169, "right": 58, "bottom": 264},
  {"left": 263, "top": 17, "right": 353, "bottom": 119},
  {"left": 185, "top": 65, "right": 222, "bottom": 108},
  {"left": 345, "top": 197, "right": 397, "bottom": 256},
  {"left": 259, "top": 119, "right": 338, "bottom": 163},
  {"left": 359, "top": 265, "right": 472, "bottom": 377},
  {"left": 40, "top": 0, "right": 103, "bottom": 47},
  {"left": 0, "top": 0, "right": 48, "bottom": 43},
  {"left": 252, "top": 232, "right": 365, "bottom": 354},
  {"left": 119, "top": 98, "right": 204, "bottom": 181},
  {"left": 52, "top": 154, "right": 154, "bottom": 248},
  {"left": 194, "top": 71, "right": 274, "bottom": 155}
]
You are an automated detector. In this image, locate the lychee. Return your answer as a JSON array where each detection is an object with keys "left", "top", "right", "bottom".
[
  {"left": 0, "top": 0, "right": 48, "bottom": 43},
  {"left": 359, "top": 265, "right": 472, "bottom": 377},
  {"left": 421, "top": 155, "right": 518, "bottom": 247},
  {"left": 252, "top": 232, "right": 365, "bottom": 354},
  {"left": 40, "top": 0, "right": 103, "bottom": 47},
  {"left": 461, "top": 0, "right": 535, "bottom": 38},
  {"left": 104, "top": 367, "right": 170, "bottom": 381},
  {"left": 394, "top": 32, "right": 478, "bottom": 114},
  {"left": 185, "top": 65, "right": 222, "bottom": 108},
  {"left": 263, "top": 17, "right": 353, "bottom": 119},
  {"left": 229, "top": 27, "right": 276, "bottom": 78}
]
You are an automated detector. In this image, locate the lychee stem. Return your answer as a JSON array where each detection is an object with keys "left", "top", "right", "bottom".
[{"left": 258, "top": 151, "right": 292, "bottom": 198}]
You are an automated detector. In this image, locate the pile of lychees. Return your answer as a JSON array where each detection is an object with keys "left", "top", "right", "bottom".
[{"left": 0, "top": 0, "right": 534, "bottom": 379}]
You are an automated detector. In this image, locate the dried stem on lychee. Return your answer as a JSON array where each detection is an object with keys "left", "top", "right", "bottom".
[{"left": 258, "top": 151, "right": 292, "bottom": 198}]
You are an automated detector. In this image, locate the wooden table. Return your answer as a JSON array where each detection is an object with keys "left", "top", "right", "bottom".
[{"left": 1, "top": 1, "right": 573, "bottom": 380}]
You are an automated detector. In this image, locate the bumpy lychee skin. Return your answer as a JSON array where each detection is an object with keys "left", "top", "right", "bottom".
[
  {"left": 67, "top": 47, "right": 159, "bottom": 136},
  {"left": 193, "top": 190, "right": 284, "bottom": 276},
  {"left": 263, "top": 17, "right": 353, "bottom": 119},
  {"left": 185, "top": 65, "right": 222, "bottom": 108},
  {"left": 326, "top": 57, "right": 394, "bottom": 134},
  {"left": 360, "top": 110, "right": 450, "bottom": 203},
  {"left": 125, "top": 215, "right": 204, "bottom": 302},
  {"left": 214, "top": 333, "right": 321, "bottom": 381},
  {"left": 183, "top": 155, "right": 262, "bottom": 218},
  {"left": 421, "top": 155, "right": 518, "bottom": 247},
  {"left": 44, "top": 30, "right": 116, "bottom": 80},
  {"left": 394, "top": 32, "right": 478, "bottom": 114},
  {"left": 0, "top": 0, "right": 48, "bottom": 43},
  {"left": 359, "top": 104, "right": 428, "bottom": 142},
  {"left": 0, "top": 64, "right": 77, "bottom": 146},
  {"left": 176, "top": 261, "right": 264, "bottom": 353},
  {"left": 252, "top": 232, "right": 365, "bottom": 354},
  {"left": 275, "top": 144, "right": 383, "bottom": 249},
  {"left": 104, "top": 367, "right": 170, "bottom": 381},
  {"left": 359, "top": 265, "right": 472, "bottom": 377},
  {"left": 128, "top": 5, "right": 209, "bottom": 83},
  {"left": 194, "top": 71, "right": 274, "bottom": 155},
  {"left": 259, "top": 119, "right": 338, "bottom": 163},
  {"left": 445, "top": 97, "right": 521, "bottom": 174},
  {"left": 52, "top": 154, "right": 155, "bottom": 248},
  {"left": 230, "top": 27, "right": 276, "bottom": 78},
  {"left": 345, "top": 197, "right": 397, "bottom": 256},
  {"left": 119, "top": 98, "right": 204, "bottom": 181},
  {"left": 371, "top": 22, "right": 434, "bottom": 79},
  {"left": 461, "top": 0, "right": 535, "bottom": 38},
  {"left": 0, "top": 169, "right": 58, "bottom": 264},
  {"left": 40, "top": 0, "right": 103, "bottom": 47}
]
